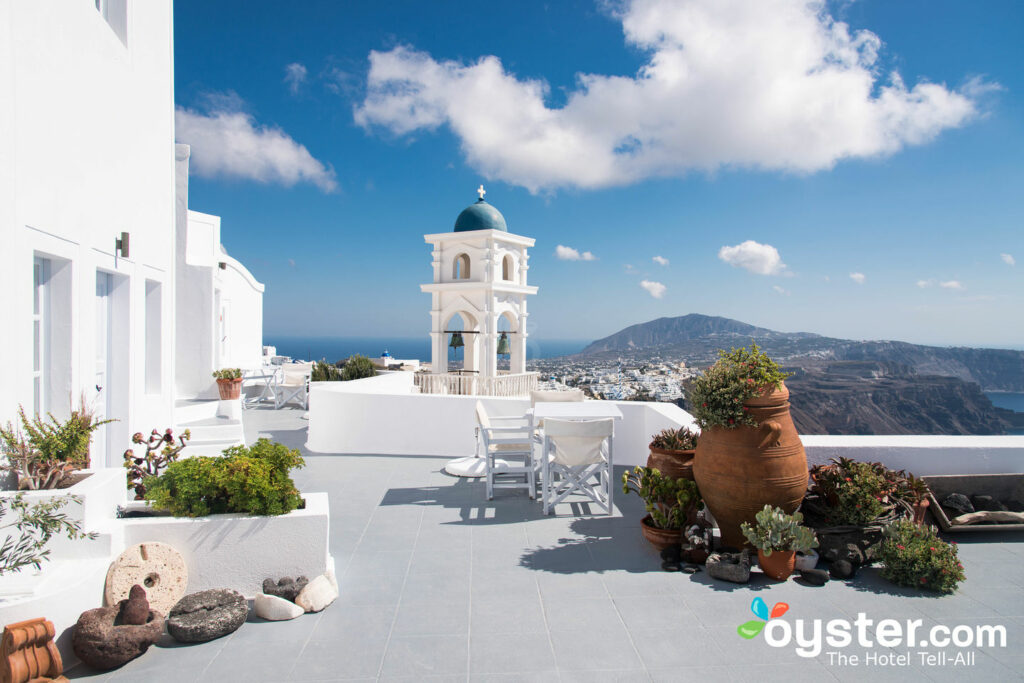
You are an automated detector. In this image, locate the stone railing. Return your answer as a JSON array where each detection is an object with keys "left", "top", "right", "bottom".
[{"left": 414, "top": 371, "right": 539, "bottom": 397}]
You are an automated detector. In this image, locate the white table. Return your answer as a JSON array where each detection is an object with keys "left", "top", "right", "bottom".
[
  {"left": 243, "top": 368, "right": 280, "bottom": 406},
  {"left": 530, "top": 401, "right": 624, "bottom": 421}
]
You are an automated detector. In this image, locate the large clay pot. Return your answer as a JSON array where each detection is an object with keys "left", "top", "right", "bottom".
[
  {"left": 646, "top": 446, "right": 695, "bottom": 481},
  {"left": 692, "top": 383, "right": 807, "bottom": 549}
]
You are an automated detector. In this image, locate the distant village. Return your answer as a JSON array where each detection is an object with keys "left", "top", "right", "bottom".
[{"left": 528, "top": 355, "right": 699, "bottom": 403}]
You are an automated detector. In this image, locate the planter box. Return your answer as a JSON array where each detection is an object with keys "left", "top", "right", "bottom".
[
  {"left": 119, "top": 492, "right": 331, "bottom": 597},
  {"left": 924, "top": 474, "right": 1024, "bottom": 533}
]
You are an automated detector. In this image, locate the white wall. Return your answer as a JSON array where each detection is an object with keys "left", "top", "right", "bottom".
[
  {"left": 307, "top": 375, "right": 1024, "bottom": 476},
  {"left": 0, "top": 0, "right": 177, "bottom": 466},
  {"left": 216, "top": 254, "right": 265, "bottom": 371}
]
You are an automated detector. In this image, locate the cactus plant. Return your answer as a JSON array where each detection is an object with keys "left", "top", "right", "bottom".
[
  {"left": 740, "top": 505, "right": 818, "bottom": 556},
  {"left": 649, "top": 426, "right": 699, "bottom": 451}
]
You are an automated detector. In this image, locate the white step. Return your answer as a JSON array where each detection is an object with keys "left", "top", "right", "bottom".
[
  {"left": 175, "top": 399, "right": 220, "bottom": 424},
  {"left": 176, "top": 414, "right": 244, "bottom": 458}
]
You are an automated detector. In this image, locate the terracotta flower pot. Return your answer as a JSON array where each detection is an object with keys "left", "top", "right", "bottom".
[
  {"left": 758, "top": 549, "right": 796, "bottom": 581},
  {"left": 216, "top": 378, "right": 243, "bottom": 400},
  {"left": 692, "top": 383, "right": 808, "bottom": 549},
  {"left": 639, "top": 515, "right": 683, "bottom": 551},
  {"left": 646, "top": 446, "right": 695, "bottom": 481}
]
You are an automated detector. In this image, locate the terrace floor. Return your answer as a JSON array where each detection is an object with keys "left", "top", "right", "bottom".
[{"left": 70, "top": 406, "right": 1024, "bottom": 682}]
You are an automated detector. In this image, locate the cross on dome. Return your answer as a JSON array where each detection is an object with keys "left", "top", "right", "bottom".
[{"left": 477, "top": 184, "right": 486, "bottom": 200}]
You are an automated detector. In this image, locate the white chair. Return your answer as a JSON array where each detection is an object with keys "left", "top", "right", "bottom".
[
  {"left": 528, "top": 389, "right": 584, "bottom": 481},
  {"left": 273, "top": 362, "right": 313, "bottom": 409},
  {"left": 541, "top": 418, "right": 614, "bottom": 516},
  {"left": 476, "top": 401, "right": 536, "bottom": 500}
]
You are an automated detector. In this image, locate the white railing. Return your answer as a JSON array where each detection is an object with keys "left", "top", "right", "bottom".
[{"left": 414, "top": 371, "right": 539, "bottom": 397}]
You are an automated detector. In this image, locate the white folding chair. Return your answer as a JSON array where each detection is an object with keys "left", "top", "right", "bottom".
[
  {"left": 476, "top": 401, "right": 536, "bottom": 500},
  {"left": 541, "top": 418, "right": 614, "bottom": 516},
  {"left": 528, "top": 389, "right": 584, "bottom": 483},
  {"left": 273, "top": 362, "right": 312, "bottom": 409}
]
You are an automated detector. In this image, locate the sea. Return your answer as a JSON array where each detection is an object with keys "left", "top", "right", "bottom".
[
  {"left": 266, "top": 336, "right": 589, "bottom": 363},
  {"left": 985, "top": 392, "right": 1024, "bottom": 435}
]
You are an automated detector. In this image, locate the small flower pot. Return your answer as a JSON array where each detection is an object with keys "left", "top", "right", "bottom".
[
  {"left": 794, "top": 549, "right": 819, "bottom": 571},
  {"left": 216, "top": 378, "right": 243, "bottom": 400},
  {"left": 640, "top": 515, "right": 683, "bottom": 551},
  {"left": 757, "top": 549, "right": 796, "bottom": 581}
]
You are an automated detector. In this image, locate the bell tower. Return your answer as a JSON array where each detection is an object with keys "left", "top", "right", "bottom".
[{"left": 421, "top": 187, "right": 538, "bottom": 378}]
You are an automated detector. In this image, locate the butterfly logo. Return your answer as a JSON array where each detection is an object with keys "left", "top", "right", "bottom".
[{"left": 737, "top": 596, "right": 789, "bottom": 639}]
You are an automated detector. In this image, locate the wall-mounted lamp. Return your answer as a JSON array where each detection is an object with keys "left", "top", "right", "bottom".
[{"left": 115, "top": 231, "right": 130, "bottom": 258}]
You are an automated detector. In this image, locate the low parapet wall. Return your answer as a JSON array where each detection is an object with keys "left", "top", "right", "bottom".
[{"left": 308, "top": 374, "right": 1024, "bottom": 474}]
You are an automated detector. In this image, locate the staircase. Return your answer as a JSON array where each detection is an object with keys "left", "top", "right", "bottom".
[{"left": 175, "top": 399, "right": 245, "bottom": 457}]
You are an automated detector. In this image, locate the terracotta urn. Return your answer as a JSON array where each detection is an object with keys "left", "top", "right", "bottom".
[
  {"left": 693, "top": 383, "right": 808, "bottom": 549},
  {"left": 646, "top": 445, "right": 695, "bottom": 481},
  {"left": 758, "top": 549, "right": 796, "bottom": 581},
  {"left": 216, "top": 378, "right": 243, "bottom": 400}
]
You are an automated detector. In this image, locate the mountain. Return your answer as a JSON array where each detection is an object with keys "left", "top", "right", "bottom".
[
  {"left": 580, "top": 314, "right": 818, "bottom": 354},
  {"left": 578, "top": 314, "right": 1024, "bottom": 392}
]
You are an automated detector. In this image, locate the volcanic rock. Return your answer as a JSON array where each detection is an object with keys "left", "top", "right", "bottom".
[
  {"left": 72, "top": 606, "right": 164, "bottom": 670},
  {"left": 941, "top": 493, "right": 974, "bottom": 515},
  {"left": 798, "top": 568, "right": 830, "bottom": 586},
  {"left": 118, "top": 585, "right": 150, "bottom": 626},
  {"left": 262, "top": 576, "right": 308, "bottom": 603},
  {"left": 706, "top": 550, "right": 752, "bottom": 584},
  {"left": 167, "top": 589, "right": 247, "bottom": 643}
]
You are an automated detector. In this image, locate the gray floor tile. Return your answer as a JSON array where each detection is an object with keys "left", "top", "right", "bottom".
[
  {"left": 471, "top": 594, "right": 548, "bottom": 634},
  {"left": 549, "top": 625, "right": 643, "bottom": 671},
  {"left": 630, "top": 626, "right": 723, "bottom": 669},
  {"left": 290, "top": 634, "right": 389, "bottom": 680},
  {"left": 613, "top": 595, "right": 694, "bottom": 632},
  {"left": 379, "top": 634, "right": 470, "bottom": 677},
  {"left": 469, "top": 632, "right": 557, "bottom": 674},
  {"left": 542, "top": 596, "right": 622, "bottom": 632},
  {"left": 392, "top": 598, "right": 470, "bottom": 636}
]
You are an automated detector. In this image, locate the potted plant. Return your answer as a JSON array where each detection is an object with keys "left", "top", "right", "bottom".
[
  {"left": 898, "top": 472, "right": 932, "bottom": 526},
  {"left": 621, "top": 466, "right": 702, "bottom": 551},
  {"left": 212, "top": 368, "right": 243, "bottom": 400},
  {"left": 1, "top": 406, "right": 111, "bottom": 489},
  {"left": 740, "top": 505, "right": 818, "bottom": 581},
  {"left": 647, "top": 426, "right": 699, "bottom": 481},
  {"left": 689, "top": 343, "right": 806, "bottom": 548}
]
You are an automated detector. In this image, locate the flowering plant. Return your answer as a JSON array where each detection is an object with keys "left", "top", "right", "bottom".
[
  {"left": 877, "top": 520, "right": 964, "bottom": 593},
  {"left": 688, "top": 343, "right": 791, "bottom": 429}
]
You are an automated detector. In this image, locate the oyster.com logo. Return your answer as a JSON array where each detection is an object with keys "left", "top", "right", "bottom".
[{"left": 737, "top": 597, "right": 788, "bottom": 639}]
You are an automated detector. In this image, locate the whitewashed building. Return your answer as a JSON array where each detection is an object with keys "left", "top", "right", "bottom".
[{"left": 0, "top": 1, "right": 263, "bottom": 467}]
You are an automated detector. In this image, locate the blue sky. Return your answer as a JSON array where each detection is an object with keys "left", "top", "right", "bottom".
[{"left": 174, "top": 0, "right": 1023, "bottom": 348}]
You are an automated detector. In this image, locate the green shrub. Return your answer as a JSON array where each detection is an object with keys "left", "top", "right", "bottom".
[
  {"left": 212, "top": 368, "right": 242, "bottom": 380},
  {"left": 878, "top": 520, "right": 964, "bottom": 593},
  {"left": 689, "top": 343, "right": 791, "bottom": 430},
  {"left": 144, "top": 438, "right": 305, "bottom": 517},
  {"left": 311, "top": 359, "right": 343, "bottom": 382},
  {"left": 621, "top": 466, "right": 702, "bottom": 530},
  {"left": 1, "top": 405, "right": 112, "bottom": 489},
  {"left": 741, "top": 505, "right": 818, "bottom": 555},
  {"left": 341, "top": 355, "right": 377, "bottom": 381},
  {"left": 0, "top": 493, "right": 96, "bottom": 575}
]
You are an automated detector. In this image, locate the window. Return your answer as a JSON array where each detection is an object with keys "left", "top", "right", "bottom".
[
  {"left": 145, "top": 280, "right": 162, "bottom": 394},
  {"left": 32, "top": 258, "right": 51, "bottom": 416},
  {"left": 453, "top": 253, "right": 470, "bottom": 280},
  {"left": 502, "top": 254, "right": 513, "bottom": 281}
]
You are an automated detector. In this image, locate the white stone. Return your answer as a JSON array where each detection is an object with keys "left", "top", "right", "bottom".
[
  {"left": 295, "top": 569, "right": 338, "bottom": 613},
  {"left": 253, "top": 593, "right": 304, "bottom": 621}
]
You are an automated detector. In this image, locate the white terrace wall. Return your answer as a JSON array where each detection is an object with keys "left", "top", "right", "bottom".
[
  {"left": 308, "top": 374, "right": 1024, "bottom": 475},
  {"left": 0, "top": 0, "right": 177, "bottom": 467}
]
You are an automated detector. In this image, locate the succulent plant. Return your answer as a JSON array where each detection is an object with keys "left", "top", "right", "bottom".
[
  {"left": 740, "top": 505, "right": 818, "bottom": 556},
  {"left": 212, "top": 368, "right": 243, "bottom": 380},
  {"left": 650, "top": 426, "right": 699, "bottom": 451},
  {"left": 621, "top": 466, "right": 702, "bottom": 530}
]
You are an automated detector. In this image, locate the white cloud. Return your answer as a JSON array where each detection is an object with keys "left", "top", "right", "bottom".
[
  {"left": 652, "top": 255, "right": 669, "bottom": 266},
  {"left": 772, "top": 285, "right": 790, "bottom": 295},
  {"left": 850, "top": 272, "right": 866, "bottom": 284},
  {"left": 940, "top": 280, "right": 964, "bottom": 290},
  {"left": 555, "top": 245, "right": 596, "bottom": 261},
  {"left": 718, "top": 240, "right": 786, "bottom": 276},
  {"left": 354, "top": 0, "right": 988, "bottom": 193},
  {"left": 284, "top": 63, "right": 308, "bottom": 94},
  {"left": 176, "top": 97, "right": 337, "bottom": 192},
  {"left": 640, "top": 280, "right": 666, "bottom": 298},
  {"left": 1002, "top": 253, "right": 1016, "bottom": 267}
]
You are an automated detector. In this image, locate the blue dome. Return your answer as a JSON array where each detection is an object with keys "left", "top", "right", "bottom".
[{"left": 454, "top": 199, "right": 508, "bottom": 232}]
